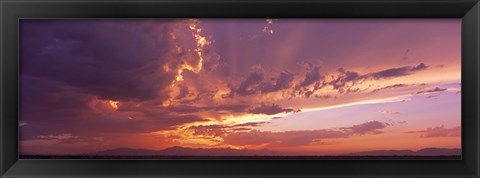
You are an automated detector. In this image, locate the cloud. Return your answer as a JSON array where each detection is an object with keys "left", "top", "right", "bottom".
[
  {"left": 262, "top": 19, "right": 275, "bottom": 35},
  {"left": 19, "top": 20, "right": 223, "bottom": 144},
  {"left": 222, "top": 121, "right": 389, "bottom": 146},
  {"left": 232, "top": 121, "right": 269, "bottom": 127},
  {"left": 175, "top": 84, "right": 191, "bottom": 99},
  {"left": 325, "top": 63, "right": 428, "bottom": 94},
  {"left": 405, "top": 124, "right": 460, "bottom": 137},
  {"left": 227, "top": 62, "right": 430, "bottom": 98},
  {"left": 416, "top": 87, "right": 447, "bottom": 95},
  {"left": 211, "top": 104, "right": 251, "bottom": 112},
  {"left": 19, "top": 76, "right": 208, "bottom": 141},
  {"left": 339, "top": 121, "right": 388, "bottom": 135},
  {"left": 370, "top": 84, "right": 409, "bottom": 93},
  {"left": 369, "top": 63, "right": 428, "bottom": 79},
  {"left": 38, "top": 133, "right": 79, "bottom": 140},
  {"left": 188, "top": 121, "right": 270, "bottom": 137},
  {"left": 298, "top": 66, "right": 324, "bottom": 88},
  {"left": 227, "top": 70, "right": 296, "bottom": 97},
  {"left": 379, "top": 110, "right": 400, "bottom": 115},
  {"left": 223, "top": 129, "right": 345, "bottom": 146},
  {"left": 411, "top": 63, "right": 428, "bottom": 71},
  {"left": 19, "top": 121, "right": 28, "bottom": 127},
  {"left": 371, "top": 67, "right": 412, "bottom": 79},
  {"left": 20, "top": 20, "right": 197, "bottom": 102},
  {"left": 291, "top": 64, "right": 328, "bottom": 98},
  {"left": 189, "top": 125, "right": 228, "bottom": 137},
  {"left": 166, "top": 105, "right": 203, "bottom": 113},
  {"left": 258, "top": 71, "right": 295, "bottom": 93},
  {"left": 236, "top": 71, "right": 265, "bottom": 96},
  {"left": 325, "top": 68, "right": 366, "bottom": 94},
  {"left": 248, "top": 103, "right": 300, "bottom": 115},
  {"left": 331, "top": 68, "right": 364, "bottom": 89},
  {"left": 167, "top": 104, "right": 250, "bottom": 114},
  {"left": 314, "top": 94, "right": 332, "bottom": 99}
]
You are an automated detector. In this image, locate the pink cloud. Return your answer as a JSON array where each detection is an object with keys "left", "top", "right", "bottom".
[
  {"left": 220, "top": 121, "right": 390, "bottom": 146},
  {"left": 405, "top": 124, "right": 460, "bottom": 137}
]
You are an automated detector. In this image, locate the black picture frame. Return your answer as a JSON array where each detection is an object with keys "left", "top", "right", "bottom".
[{"left": 1, "top": 0, "right": 479, "bottom": 177}]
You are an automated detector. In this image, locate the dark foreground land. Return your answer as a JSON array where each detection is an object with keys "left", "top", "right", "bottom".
[{"left": 20, "top": 155, "right": 461, "bottom": 160}]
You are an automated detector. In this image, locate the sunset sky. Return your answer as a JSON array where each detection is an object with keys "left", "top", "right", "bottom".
[{"left": 19, "top": 19, "right": 461, "bottom": 155}]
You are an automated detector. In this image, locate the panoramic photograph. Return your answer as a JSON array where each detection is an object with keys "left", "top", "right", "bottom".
[{"left": 19, "top": 19, "right": 461, "bottom": 159}]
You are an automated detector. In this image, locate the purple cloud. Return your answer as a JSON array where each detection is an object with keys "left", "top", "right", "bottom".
[
  {"left": 369, "top": 63, "right": 428, "bottom": 79},
  {"left": 259, "top": 71, "right": 295, "bottom": 93},
  {"left": 248, "top": 103, "right": 300, "bottom": 115},
  {"left": 236, "top": 71, "right": 265, "bottom": 96},
  {"left": 298, "top": 66, "right": 323, "bottom": 88},
  {"left": 20, "top": 20, "right": 184, "bottom": 102},
  {"left": 370, "top": 84, "right": 410, "bottom": 93},
  {"left": 416, "top": 87, "right": 447, "bottom": 95},
  {"left": 223, "top": 121, "right": 389, "bottom": 146}
]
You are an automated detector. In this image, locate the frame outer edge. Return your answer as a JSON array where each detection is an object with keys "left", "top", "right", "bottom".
[
  {"left": 1, "top": 0, "right": 480, "bottom": 177},
  {"left": 1, "top": 1, "right": 18, "bottom": 177},
  {"left": 477, "top": 2, "right": 480, "bottom": 176},
  {"left": 465, "top": 3, "right": 480, "bottom": 176},
  {"left": 0, "top": 0, "right": 4, "bottom": 176},
  {"left": 462, "top": 1, "right": 480, "bottom": 176}
]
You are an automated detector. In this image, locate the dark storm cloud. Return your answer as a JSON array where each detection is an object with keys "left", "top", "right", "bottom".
[
  {"left": 20, "top": 20, "right": 182, "bottom": 102},
  {"left": 19, "top": 75, "right": 207, "bottom": 141},
  {"left": 19, "top": 76, "right": 99, "bottom": 140},
  {"left": 20, "top": 20, "right": 218, "bottom": 141}
]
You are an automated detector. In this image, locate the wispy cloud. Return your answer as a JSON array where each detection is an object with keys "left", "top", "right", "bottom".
[
  {"left": 416, "top": 87, "right": 447, "bottom": 95},
  {"left": 379, "top": 110, "right": 400, "bottom": 115},
  {"left": 369, "top": 63, "right": 428, "bottom": 79},
  {"left": 223, "top": 121, "right": 389, "bottom": 146},
  {"left": 405, "top": 124, "right": 460, "bottom": 137},
  {"left": 248, "top": 103, "right": 300, "bottom": 115},
  {"left": 38, "top": 133, "right": 79, "bottom": 140}
]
